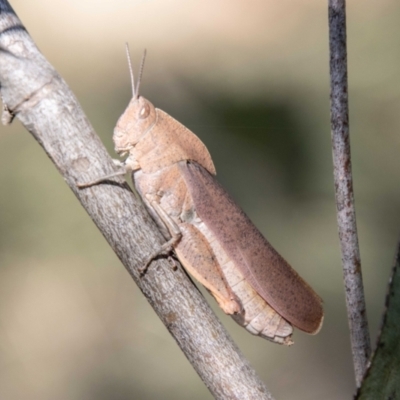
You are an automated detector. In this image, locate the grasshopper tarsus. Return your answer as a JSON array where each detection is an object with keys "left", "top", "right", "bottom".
[{"left": 139, "top": 235, "right": 181, "bottom": 276}]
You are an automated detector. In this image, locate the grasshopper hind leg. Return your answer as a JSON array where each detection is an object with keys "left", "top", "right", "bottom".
[
  {"left": 141, "top": 199, "right": 242, "bottom": 315},
  {"left": 174, "top": 222, "right": 242, "bottom": 315}
]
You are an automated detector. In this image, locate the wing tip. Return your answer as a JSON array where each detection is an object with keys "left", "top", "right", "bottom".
[{"left": 307, "top": 313, "right": 324, "bottom": 335}]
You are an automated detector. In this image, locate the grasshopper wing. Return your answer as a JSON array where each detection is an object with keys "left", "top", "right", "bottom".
[{"left": 180, "top": 161, "right": 323, "bottom": 334}]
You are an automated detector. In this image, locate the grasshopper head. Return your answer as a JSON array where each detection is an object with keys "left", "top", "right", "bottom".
[
  {"left": 113, "top": 95, "right": 157, "bottom": 156},
  {"left": 113, "top": 46, "right": 155, "bottom": 156}
]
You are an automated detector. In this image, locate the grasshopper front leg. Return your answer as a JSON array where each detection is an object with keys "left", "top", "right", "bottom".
[{"left": 76, "top": 159, "right": 127, "bottom": 188}]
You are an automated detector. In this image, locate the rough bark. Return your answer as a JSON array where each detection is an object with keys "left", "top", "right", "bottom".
[{"left": 0, "top": 1, "right": 273, "bottom": 399}]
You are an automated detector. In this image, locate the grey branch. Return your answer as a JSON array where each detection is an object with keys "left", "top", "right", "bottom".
[
  {"left": 0, "top": 2, "right": 273, "bottom": 399},
  {"left": 328, "top": 0, "right": 371, "bottom": 387}
]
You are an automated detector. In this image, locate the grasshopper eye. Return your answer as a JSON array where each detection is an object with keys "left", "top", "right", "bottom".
[{"left": 139, "top": 103, "right": 150, "bottom": 119}]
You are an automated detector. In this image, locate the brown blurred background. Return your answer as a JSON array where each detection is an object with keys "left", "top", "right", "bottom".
[{"left": 1, "top": 1, "right": 400, "bottom": 399}]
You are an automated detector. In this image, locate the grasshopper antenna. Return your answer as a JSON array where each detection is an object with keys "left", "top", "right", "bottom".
[
  {"left": 124, "top": 45, "right": 146, "bottom": 99},
  {"left": 125, "top": 43, "right": 135, "bottom": 98},
  {"left": 135, "top": 49, "right": 147, "bottom": 99}
]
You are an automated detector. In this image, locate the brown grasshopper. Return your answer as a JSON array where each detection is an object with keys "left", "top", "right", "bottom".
[{"left": 79, "top": 48, "right": 323, "bottom": 344}]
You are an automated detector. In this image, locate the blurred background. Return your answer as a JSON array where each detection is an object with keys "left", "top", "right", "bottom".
[{"left": 1, "top": 1, "right": 400, "bottom": 399}]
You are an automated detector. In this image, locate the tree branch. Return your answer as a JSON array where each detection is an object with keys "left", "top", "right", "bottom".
[
  {"left": 0, "top": 1, "right": 273, "bottom": 399},
  {"left": 328, "top": 0, "right": 371, "bottom": 387}
]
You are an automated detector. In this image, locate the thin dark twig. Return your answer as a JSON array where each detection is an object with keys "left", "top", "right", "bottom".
[
  {"left": 0, "top": 1, "right": 273, "bottom": 399},
  {"left": 328, "top": 0, "right": 371, "bottom": 387}
]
